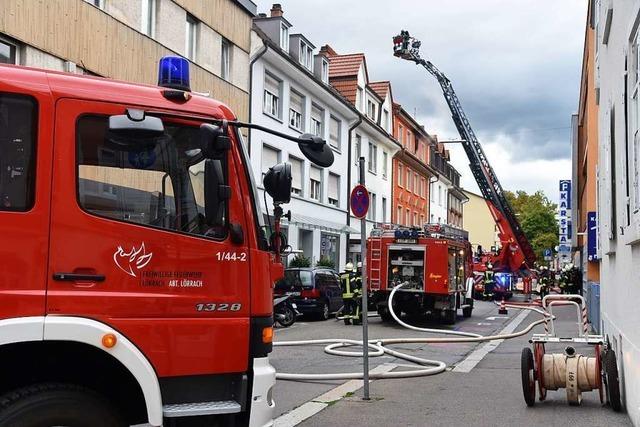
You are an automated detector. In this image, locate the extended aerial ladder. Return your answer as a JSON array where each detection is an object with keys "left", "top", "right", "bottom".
[{"left": 392, "top": 30, "right": 536, "bottom": 273}]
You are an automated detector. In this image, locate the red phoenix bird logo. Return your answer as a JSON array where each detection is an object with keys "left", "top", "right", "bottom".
[{"left": 113, "top": 243, "right": 153, "bottom": 277}]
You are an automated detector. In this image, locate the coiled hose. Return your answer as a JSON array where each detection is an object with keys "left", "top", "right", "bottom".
[{"left": 274, "top": 283, "right": 551, "bottom": 381}]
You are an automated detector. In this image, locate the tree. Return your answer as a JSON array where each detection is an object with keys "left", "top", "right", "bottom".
[
  {"left": 504, "top": 190, "right": 558, "bottom": 261},
  {"left": 289, "top": 254, "right": 311, "bottom": 268}
]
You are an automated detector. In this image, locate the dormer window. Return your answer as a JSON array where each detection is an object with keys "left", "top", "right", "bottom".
[
  {"left": 367, "top": 99, "right": 377, "bottom": 121},
  {"left": 321, "top": 59, "right": 329, "bottom": 83},
  {"left": 299, "top": 40, "right": 313, "bottom": 70},
  {"left": 280, "top": 23, "right": 289, "bottom": 51}
]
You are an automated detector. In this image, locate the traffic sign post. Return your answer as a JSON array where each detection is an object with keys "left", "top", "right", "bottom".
[{"left": 351, "top": 157, "right": 370, "bottom": 400}]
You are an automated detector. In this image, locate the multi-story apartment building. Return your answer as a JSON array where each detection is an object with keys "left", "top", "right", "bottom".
[
  {"left": 322, "top": 45, "right": 401, "bottom": 263},
  {"left": 572, "top": 0, "right": 601, "bottom": 332},
  {"left": 391, "top": 102, "right": 436, "bottom": 227},
  {"left": 249, "top": 5, "right": 359, "bottom": 270},
  {"left": 0, "top": 0, "right": 256, "bottom": 120},
  {"left": 586, "top": 0, "right": 640, "bottom": 422},
  {"left": 429, "top": 141, "right": 467, "bottom": 226},
  {"left": 462, "top": 190, "right": 499, "bottom": 253}
]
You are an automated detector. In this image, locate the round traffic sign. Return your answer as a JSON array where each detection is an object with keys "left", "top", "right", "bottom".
[{"left": 350, "top": 184, "right": 369, "bottom": 219}]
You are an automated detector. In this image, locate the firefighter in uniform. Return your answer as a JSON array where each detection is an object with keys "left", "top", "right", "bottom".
[
  {"left": 538, "top": 266, "right": 550, "bottom": 299},
  {"left": 483, "top": 262, "right": 496, "bottom": 300},
  {"left": 340, "top": 262, "right": 363, "bottom": 325}
]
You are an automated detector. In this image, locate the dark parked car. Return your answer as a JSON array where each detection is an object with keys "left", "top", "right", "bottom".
[{"left": 275, "top": 268, "right": 343, "bottom": 320}]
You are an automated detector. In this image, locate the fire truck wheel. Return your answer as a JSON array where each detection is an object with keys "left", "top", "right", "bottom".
[
  {"left": 344, "top": 318, "right": 351, "bottom": 325},
  {"left": 521, "top": 347, "right": 536, "bottom": 406},
  {"left": 442, "top": 309, "right": 456, "bottom": 325},
  {"left": 0, "top": 383, "right": 126, "bottom": 427},
  {"left": 603, "top": 348, "right": 622, "bottom": 412},
  {"left": 462, "top": 305, "right": 473, "bottom": 318},
  {"left": 379, "top": 307, "right": 393, "bottom": 322}
]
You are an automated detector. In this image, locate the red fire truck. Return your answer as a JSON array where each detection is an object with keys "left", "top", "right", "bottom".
[
  {"left": 0, "top": 58, "right": 333, "bottom": 426},
  {"left": 367, "top": 224, "right": 474, "bottom": 324}
]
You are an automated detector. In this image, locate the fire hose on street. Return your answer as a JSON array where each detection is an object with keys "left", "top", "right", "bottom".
[
  {"left": 274, "top": 285, "right": 622, "bottom": 410},
  {"left": 274, "top": 283, "right": 551, "bottom": 381}
]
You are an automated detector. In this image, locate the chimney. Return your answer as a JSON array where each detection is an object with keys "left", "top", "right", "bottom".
[
  {"left": 319, "top": 44, "right": 338, "bottom": 57},
  {"left": 270, "top": 3, "right": 283, "bottom": 17}
]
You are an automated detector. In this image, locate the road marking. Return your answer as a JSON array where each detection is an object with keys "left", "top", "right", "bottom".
[
  {"left": 274, "top": 363, "right": 397, "bottom": 427},
  {"left": 486, "top": 316, "right": 509, "bottom": 320},
  {"left": 453, "top": 309, "right": 530, "bottom": 373}
]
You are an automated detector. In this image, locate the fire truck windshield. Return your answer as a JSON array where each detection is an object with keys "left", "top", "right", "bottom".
[{"left": 76, "top": 115, "right": 228, "bottom": 239}]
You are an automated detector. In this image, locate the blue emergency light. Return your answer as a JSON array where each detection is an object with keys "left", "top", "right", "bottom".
[{"left": 158, "top": 56, "right": 191, "bottom": 92}]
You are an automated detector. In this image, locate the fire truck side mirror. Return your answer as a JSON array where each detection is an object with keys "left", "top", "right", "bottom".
[
  {"left": 204, "top": 159, "right": 230, "bottom": 227},
  {"left": 200, "top": 123, "right": 231, "bottom": 158},
  {"left": 263, "top": 162, "right": 292, "bottom": 204},
  {"left": 108, "top": 109, "right": 164, "bottom": 141},
  {"left": 298, "top": 133, "right": 334, "bottom": 167}
]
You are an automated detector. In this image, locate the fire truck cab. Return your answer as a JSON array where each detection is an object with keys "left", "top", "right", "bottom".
[
  {"left": 0, "top": 59, "right": 332, "bottom": 427},
  {"left": 367, "top": 224, "right": 474, "bottom": 324}
]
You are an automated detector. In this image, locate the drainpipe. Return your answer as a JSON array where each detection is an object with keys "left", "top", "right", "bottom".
[
  {"left": 346, "top": 114, "right": 363, "bottom": 227},
  {"left": 247, "top": 41, "right": 269, "bottom": 157}
]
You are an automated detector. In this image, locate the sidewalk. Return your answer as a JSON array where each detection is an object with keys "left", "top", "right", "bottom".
[{"left": 298, "top": 303, "right": 633, "bottom": 427}]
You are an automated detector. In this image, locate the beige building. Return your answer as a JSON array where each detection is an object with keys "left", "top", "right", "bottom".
[
  {"left": 0, "top": 0, "right": 256, "bottom": 120},
  {"left": 462, "top": 189, "right": 499, "bottom": 252}
]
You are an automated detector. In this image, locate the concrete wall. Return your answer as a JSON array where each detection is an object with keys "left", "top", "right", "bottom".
[{"left": 594, "top": 0, "right": 640, "bottom": 423}]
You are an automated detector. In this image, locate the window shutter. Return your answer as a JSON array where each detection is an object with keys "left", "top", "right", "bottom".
[
  {"left": 328, "top": 174, "right": 339, "bottom": 200},
  {"left": 330, "top": 117, "right": 340, "bottom": 142},
  {"left": 262, "top": 146, "right": 279, "bottom": 173},
  {"left": 310, "top": 166, "right": 321, "bottom": 181},
  {"left": 290, "top": 157, "right": 303, "bottom": 190},
  {"left": 311, "top": 104, "right": 323, "bottom": 122},
  {"left": 290, "top": 90, "right": 303, "bottom": 113},
  {"left": 265, "top": 73, "right": 279, "bottom": 94}
]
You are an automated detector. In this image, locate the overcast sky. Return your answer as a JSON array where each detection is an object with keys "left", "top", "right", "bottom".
[{"left": 254, "top": 0, "right": 586, "bottom": 200}]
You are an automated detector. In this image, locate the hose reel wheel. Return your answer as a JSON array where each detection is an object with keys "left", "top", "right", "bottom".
[
  {"left": 602, "top": 348, "right": 622, "bottom": 412},
  {"left": 521, "top": 347, "right": 536, "bottom": 406}
]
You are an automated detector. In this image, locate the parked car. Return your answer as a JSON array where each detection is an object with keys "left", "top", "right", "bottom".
[{"left": 275, "top": 268, "right": 343, "bottom": 320}]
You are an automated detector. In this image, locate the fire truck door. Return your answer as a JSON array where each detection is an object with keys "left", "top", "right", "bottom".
[
  {"left": 0, "top": 84, "right": 53, "bottom": 319},
  {"left": 47, "top": 99, "right": 252, "bottom": 377}
]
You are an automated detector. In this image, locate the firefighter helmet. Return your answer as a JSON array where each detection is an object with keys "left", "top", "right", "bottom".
[{"left": 345, "top": 262, "right": 354, "bottom": 272}]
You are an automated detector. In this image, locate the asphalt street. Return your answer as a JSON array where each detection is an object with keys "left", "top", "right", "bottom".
[{"left": 270, "top": 299, "right": 633, "bottom": 427}]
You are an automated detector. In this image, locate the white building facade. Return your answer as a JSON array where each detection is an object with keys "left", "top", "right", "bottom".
[
  {"left": 249, "top": 7, "right": 359, "bottom": 271},
  {"left": 593, "top": 0, "right": 640, "bottom": 423}
]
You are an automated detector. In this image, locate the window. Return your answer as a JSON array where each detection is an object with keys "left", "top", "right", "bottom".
[
  {"left": 0, "top": 37, "right": 18, "bottom": 64},
  {"left": 185, "top": 14, "right": 198, "bottom": 61},
  {"left": 85, "top": 0, "right": 104, "bottom": 8},
  {"left": 141, "top": 0, "right": 156, "bottom": 37},
  {"left": 398, "top": 125, "right": 404, "bottom": 145},
  {"left": 261, "top": 145, "right": 280, "bottom": 177},
  {"left": 299, "top": 40, "right": 313, "bottom": 70},
  {"left": 367, "top": 99, "right": 376, "bottom": 121},
  {"left": 421, "top": 178, "right": 426, "bottom": 197},
  {"left": 356, "top": 87, "right": 364, "bottom": 111},
  {"left": 321, "top": 59, "right": 329, "bottom": 83},
  {"left": 289, "top": 156, "right": 303, "bottom": 195},
  {"left": 368, "top": 142, "right": 377, "bottom": 173},
  {"left": 420, "top": 214, "right": 425, "bottom": 225},
  {"left": 632, "top": 31, "right": 640, "bottom": 212},
  {"left": 280, "top": 23, "right": 289, "bottom": 51},
  {"left": 289, "top": 90, "right": 304, "bottom": 131},
  {"left": 406, "top": 208, "right": 410, "bottom": 226},
  {"left": 367, "top": 192, "right": 377, "bottom": 221},
  {"left": 414, "top": 173, "right": 419, "bottom": 194},
  {"left": 0, "top": 93, "right": 37, "bottom": 211},
  {"left": 382, "top": 151, "right": 388, "bottom": 178},
  {"left": 221, "top": 38, "right": 231, "bottom": 81},
  {"left": 309, "top": 166, "right": 322, "bottom": 201},
  {"left": 382, "top": 197, "right": 387, "bottom": 223},
  {"left": 438, "top": 185, "right": 442, "bottom": 206},
  {"left": 383, "top": 109, "right": 389, "bottom": 131},
  {"left": 397, "top": 205, "right": 403, "bottom": 225},
  {"left": 413, "top": 212, "right": 418, "bottom": 226},
  {"left": 329, "top": 116, "right": 341, "bottom": 150},
  {"left": 406, "top": 131, "right": 412, "bottom": 151},
  {"left": 407, "top": 168, "right": 412, "bottom": 192},
  {"left": 430, "top": 214, "right": 434, "bottom": 223},
  {"left": 310, "top": 104, "right": 324, "bottom": 137},
  {"left": 609, "top": 107, "right": 616, "bottom": 239},
  {"left": 398, "top": 163, "right": 403, "bottom": 186},
  {"left": 328, "top": 173, "right": 339, "bottom": 207},
  {"left": 354, "top": 134, "right": 362, "bottom": 162},
  {"left": 264, "top": 72, "right": 281, "bottom": 118},
  {"left": 77, "top": 115, "right": 227, "bottom": 239}
]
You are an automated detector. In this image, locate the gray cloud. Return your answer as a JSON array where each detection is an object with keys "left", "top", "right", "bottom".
[{"left": 254, "top": 0, "right": 586, "bottom": 196}]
